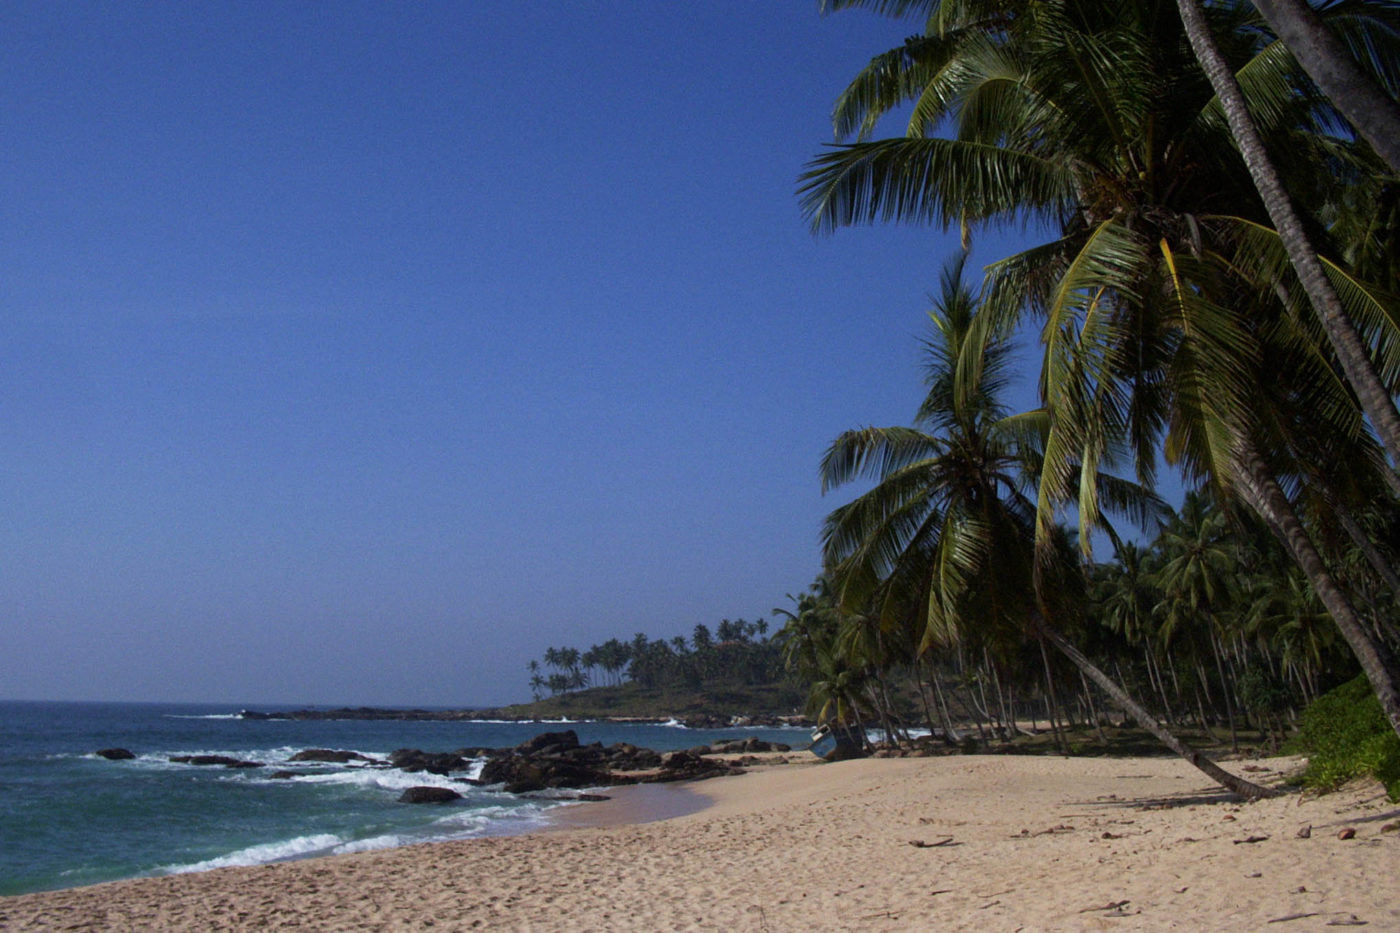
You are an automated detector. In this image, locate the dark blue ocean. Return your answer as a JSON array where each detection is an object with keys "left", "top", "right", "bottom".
[{"left": 0, "top": 701, "right": 808, "bottom": 896}]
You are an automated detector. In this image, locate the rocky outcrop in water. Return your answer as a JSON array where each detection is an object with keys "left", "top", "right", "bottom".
[
  {"left": 387, "top": 749, "right": 473, "bottom": 775},
  {"left": 96, "top": 748, "right": 136, "bottom": 760},
  {"left": 467, "top": 729, "right": 747, "bottom": 793},
  {"left": 288, "top": 749, "right": 378, "bottom": 764},
  {"left": 264, "top": 729, "right": 772, "bottom": 803},
  {"left": 170, "top": 755, "right": 264, "bottom": 768},
  {"left": 398, "top": 786, "right": 463, "bottom": 804}
]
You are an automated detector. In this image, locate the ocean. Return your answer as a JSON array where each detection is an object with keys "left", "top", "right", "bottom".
[{"left": 0, "top": 700, "right": 809, "bottom": 896}]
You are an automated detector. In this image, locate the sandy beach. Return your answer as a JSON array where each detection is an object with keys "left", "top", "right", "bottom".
[{"left": 3, "top": 753, "right": 1397, "bottom": 931}]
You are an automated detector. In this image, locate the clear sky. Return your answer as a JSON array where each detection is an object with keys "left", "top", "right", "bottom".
[{"left": 2, "top": 1, "right": 1038, "bottom": 706}]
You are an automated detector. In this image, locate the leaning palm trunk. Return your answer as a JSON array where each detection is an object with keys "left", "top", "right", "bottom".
[
  {"left": 1333, "top": 504, "right": 1400, "bottom": 597},
  {"left": 1080, "top": 669, "right": 1108, "bottom": 744},
  {"left": 1233, "top": 443, "right": 1400, "bottom": 742},
  {"left": 928, "top": 666, "right": 962, "bottom": 743},
  {"left": 1038, "top": 635, "right": 1070, "bottom": 754},
  {"left": 1251, "top": 0, "right": 1400, "bottom": 174},
  {"left": 1175, "top": 0, "right": 1400, "bottom": 469},
  {"left": 1034, "top": 620, "right": 1278, "bottom": 799}
]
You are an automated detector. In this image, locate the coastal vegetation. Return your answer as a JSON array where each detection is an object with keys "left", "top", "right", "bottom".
[
  {"left": 783, "top": 0, "right": 1400, "bottom": 794},
  {"left": 510, "top": 1, "right": 1400, "bottom": 798},
  {"left": 526, "top": 622, "right": 787, "bottom": 700}
]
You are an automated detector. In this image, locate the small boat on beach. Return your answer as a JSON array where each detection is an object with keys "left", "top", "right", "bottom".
[{"left": 808, "top": 723, "right": 863, "bottom": 761}]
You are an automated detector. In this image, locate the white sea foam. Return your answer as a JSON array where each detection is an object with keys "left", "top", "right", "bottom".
[
  {"left": 163, "top": 714, "right": 241, "bottom": 720},
  {"left": 330, "top": 834, "right": 412, "bottom": 856},
  {"left": 161, "top": 834, "right": 345, "bottom": 874},
  {"left": 266, "top": 766, "right": 483, "bottom": 796}
]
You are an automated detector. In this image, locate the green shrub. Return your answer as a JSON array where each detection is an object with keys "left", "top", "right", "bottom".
[{"left": 1288, "top": 674, "right": 1400, "bottom": 801}]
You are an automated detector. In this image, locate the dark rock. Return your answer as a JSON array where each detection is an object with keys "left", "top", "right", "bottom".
[
  {"left": 516, "top": 730, "right": 581, "bottom": 755},
  {"left": 388, "top": 749, "right": 469, "bottom": 775},
  {"left": 643, "top": 750, "right": 741, "bottom": 783},
  {"left": 479, "top": 754, "right": 614, "bottom": 793},
  {"left": 288, "top": 749, "right": 375, "bottom": 764},
  {"left": 268, "top": 771, "right": 298, "bottom": 780},
  {"left": 170, "top": 755, "right": 264, "bottom": 768},
  {"left": 681, "top": 715, "right": 727, "bottom": 729},
  {"left": 96, "top": 748, "right": 136, "bottom": 760},
  {"left": 605, "top": 745, "right": 662, "bottom": 770},
  {"left": 661, "top": 751, "right": 704, "bottom": 770},
  {"left": 398, "top": 786, "right": 463, "bottom": 804}
]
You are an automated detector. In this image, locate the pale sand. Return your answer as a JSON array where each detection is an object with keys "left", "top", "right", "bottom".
[{"left": 4, "top": 754, "right": 1398, "bottom": 931}]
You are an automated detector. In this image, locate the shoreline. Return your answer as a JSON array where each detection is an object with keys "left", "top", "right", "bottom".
[
  {"left": 4, "top": 754, "right": 1397, "bottom": 930},
  {"left": 542, "top": 778, "right": 719, "bottom": 831}
]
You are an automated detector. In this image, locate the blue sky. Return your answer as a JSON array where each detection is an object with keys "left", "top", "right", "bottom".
[{"left": 2, "top": 1, "right": 1045, "bottom": 706}]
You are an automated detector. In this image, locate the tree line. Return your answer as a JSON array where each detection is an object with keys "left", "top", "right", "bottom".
[
  {"left": 527, "top": 618, "right": 783, "bottom": 699},
  {"left": 528, "top": 2, "right": 1400, "bottom": 800},
  {"left": 786, "top": 0, "right": 1400, "bottom": 798}
]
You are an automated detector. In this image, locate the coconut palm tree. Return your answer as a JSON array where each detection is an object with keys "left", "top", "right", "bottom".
[
  {"left": 1173, "top": 0, "right": 1400, "bottom": 469},
  {"left": 1250, "top": 0, "right": 1400, "bottom": 174},
  {"left": 803, "top": 0, "right": 1400, "bottom": 741},
  {"left": 821, "top": 253, "right": 1276, "bottom": 795}
]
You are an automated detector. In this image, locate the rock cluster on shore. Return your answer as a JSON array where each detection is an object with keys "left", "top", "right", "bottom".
[{"left": 100, "top": 729, "right": 792, "bottom": 802}]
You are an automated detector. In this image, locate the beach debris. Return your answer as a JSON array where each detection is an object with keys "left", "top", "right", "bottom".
[
  {"left": 1337, "top": 828, "right": 1357, "bottom": 840},
  {"left": 398, "top": 786, "right": 462, "bottom": 804},
  {"left": 1223, "top": 814, "right": 1238, "bottom": 822},
  {"left": 1381, "top": 821, "right": 1400, "bottom": 833},
  {"left": 1243, "top": 765, "right": 1268, "bottom": 772},
  {"left": 929, "top": 889, "right": 952, "bottom": 897},
  {"left": 908, "top": 836, "right": 956, "bottom": 848},
  {"left": 1326, "top": 916, "right": 1368, "bottom": 926},
  {"left": 1079, "top": 900, "right": 1131, "bottom": 913},
  {"left": 1247, "top": 871, "right": 1263, "bottom": 878},
  {"left": 1267, "top": 912, "right": 1320, "bottom": 923},
  {"left": 1297, "top": 825, "right": 1312, "bottom": 838},
  {"left": 1100, "top": 831, "right": 1124, "bottom": 839},
  {"left": 1035, "top": 824, "right": 1076, "bottom": 835},
  {"left": 95, "top": 747, "right": 135, "bottom": 760},
  {"left": 1233, "top": 835, "right": 1270, "bottom": 844}
]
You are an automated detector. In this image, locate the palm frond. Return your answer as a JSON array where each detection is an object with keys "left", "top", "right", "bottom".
[{"left": 798, "top": 137, "right": 1074, "bottom": 234}]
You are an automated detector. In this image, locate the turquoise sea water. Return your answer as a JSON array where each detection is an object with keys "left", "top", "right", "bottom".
[{"left": 0, "top": 701, "right": 807, "bottom": 896}]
